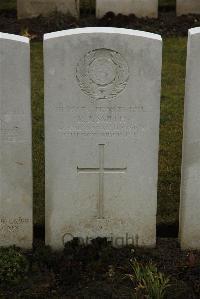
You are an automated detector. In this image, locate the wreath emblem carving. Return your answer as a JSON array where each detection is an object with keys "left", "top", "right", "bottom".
[{"left": 76, "top": 48, "right": 129, "bottom": 100}]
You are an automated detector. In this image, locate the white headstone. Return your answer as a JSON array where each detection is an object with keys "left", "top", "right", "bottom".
[
  {"left": 180, "top": 27, "right": 200, "bottom": 250},
  {"left": 177, "top": 0, "right": 200, "bottom": 16},
  {"left": 17, "top": 0, "right": 79, "bottom": 19},
  {"left": 44, "top": 27, "right": 162, "bottom": 250},
  {"left": 96, "top": 0, "right": 158, "bottom": 18},
  {"left": 0, "top": 33, "right": 32, "bottom": 248}
]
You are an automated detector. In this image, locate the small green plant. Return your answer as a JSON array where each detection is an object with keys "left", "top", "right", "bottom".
[
  {"left": 0, "top": 247, "right": 29, "bottom": 286},
  {"left": 127, "top": 258, "right": 170, "bottom": 299}
]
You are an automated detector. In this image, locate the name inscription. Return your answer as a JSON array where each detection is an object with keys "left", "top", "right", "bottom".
[
  {"left": 0, "top": 217, "right": 31, "bottom": 233},
  {"left": 56, "top": 105, "right": 144, "bottom": 138}
]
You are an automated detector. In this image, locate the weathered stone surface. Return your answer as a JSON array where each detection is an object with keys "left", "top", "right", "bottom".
[
  {"left": 96, "top": 0, "right": 158, "bottom": 18},
  {"left": 177, "top": 0, "right": 200, "bottom": 16},
  {"left": 17, "top": 0, "right": 79, "bottom": 19},
  {"left": 44, "top": 27, "right": 162, "bottom": 250},
  {"left": 0, "top": 33, "right": 32, "bottom": 248},
  {"left": 180, "top": 27, "right": 200, "bottom": 250}
]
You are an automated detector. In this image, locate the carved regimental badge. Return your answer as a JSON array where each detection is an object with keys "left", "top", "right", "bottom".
[{"left": 76, "top": 49, "right": 129, "bottom": 100}]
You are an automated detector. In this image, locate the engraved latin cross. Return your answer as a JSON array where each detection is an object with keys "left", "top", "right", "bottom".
[{"left": 77, "top": 144, "right": 127, "bottom": 219}]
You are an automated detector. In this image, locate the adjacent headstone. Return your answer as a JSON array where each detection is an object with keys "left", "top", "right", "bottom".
[
  {"left": 180, "top": 27, "right": 200, "bottom": 250},
  {"left": 44, "top": 27, "right": 162, "bottom": 250},
  {"left": 96, "top": 0, "right": 158, "bottom": 18},
  {"left": 17, "top": 0, "right": 79, "bottom": 19},
  {"left": 0, "top": 33, "right": 32, "bottom": 248},
  {"left": 177, "top": 0, "right": 200, "bottom": 16}
]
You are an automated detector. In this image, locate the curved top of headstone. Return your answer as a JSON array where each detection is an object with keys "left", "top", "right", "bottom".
[
  {"left": 0, "top": 32, "right": 29, "bottom": 44},
  {"left": 44, "top": 27, "right": 161, "bottom": 42},
  {"left": 188, "top": 27, "right": 200, "bottom": 36}
]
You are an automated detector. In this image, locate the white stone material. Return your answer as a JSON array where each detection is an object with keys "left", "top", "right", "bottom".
[
  {"left": 180, "top": 27, "right": 200, "bottom": 250},
  {"left": 177, "top": 0, "right": 200, "bottom": 16},
  {"left": 96, "top": 0, "right": 158, "bottom": 18},
  {"left": 0, "top": 33, "right": 32, "bottom": 248},
  {"left": 17, "top": 0, "right": 79, "bottom": 19},
  {"left": 44, "top": 27, "right": 162, "bottom": 250}
]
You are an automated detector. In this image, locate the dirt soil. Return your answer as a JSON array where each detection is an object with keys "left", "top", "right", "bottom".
[
  {"left": 1, "top": 10, "right": 200, "bottom": 39},
  {"left": 0, "top": 238, "right": 199, "bottom": 298}
]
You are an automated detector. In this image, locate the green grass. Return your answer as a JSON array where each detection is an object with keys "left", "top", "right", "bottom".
[
  {"left": 159, "top": 0, "right": 176, "bottom": 8},
  {"left": 31, "top": 42, "right": 44, "bottom": 226},
  {"left": 0, "top": 0, "right": 16, "bottom": 11},
  {"left": 158, "top": 37, "right": 186, "bottom": 225},
  {"left": 128, "top": 259, "right": 170, "bottom": 298},
  {"left": 31, "top": 38, "right": 187, "bottom": 227}
]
